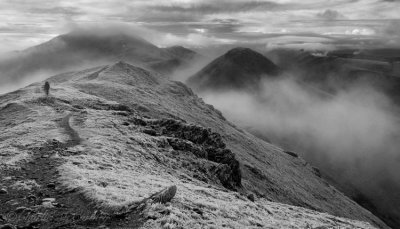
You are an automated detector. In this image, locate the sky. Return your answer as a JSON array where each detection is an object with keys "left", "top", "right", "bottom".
[{"left": 0, "top": 0, "right": 400, "bottom": 52}]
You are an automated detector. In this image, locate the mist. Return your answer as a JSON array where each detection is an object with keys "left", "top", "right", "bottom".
[
  {"left": 0, "top": 58, "right": 109, "bottom": 95},
  {"left": 199, "top": 76, "right": 400, "bottom": 219},
  {"left": 0, "top": 24, "right": 164, "bottom": 95},
  {"left": 168, "top": 57, "right": 212, "bottom": 82}
]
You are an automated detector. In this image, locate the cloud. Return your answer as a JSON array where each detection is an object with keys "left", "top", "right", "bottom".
[
  {"left": 29, "top": 6, "right": 83, "bottom": 16},
  {"left": 317, "top": 9, "right": 344, "bottom": 20},
  {"left": 345, "top": 28, "right": 375, "bottom": 36},
  {"left": 147, "top": 1, "right": 283, "bottom": 15},
  {"left": 199, "top": 76, "right": 400, "bottom": 220},
  {"left": 0, "top": 0, "right": 400, "bottom": 51},
  {"left": 156, "top": 32, "right": 236, "bottom": 48},
  {"left": 382, "top": 20, "right": 400, "bottom": 38}
]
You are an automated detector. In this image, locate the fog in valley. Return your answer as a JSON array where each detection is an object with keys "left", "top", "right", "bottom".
[{"left": 200, "top": 75, "right": 400, "bottom": 219}]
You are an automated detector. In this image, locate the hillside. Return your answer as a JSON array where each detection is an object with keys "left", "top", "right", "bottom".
[
  {"left": 149, "top": 46, "right": 202, "bottom": 75},
  {"left": 0, "top": 29, "right": 199, "bottom": 94},
  {"left": 187, "top": 47, "right": 280, "bottom": 91},
  {"left": 0, "top": 61, "right": 386, "bottom": 228}
]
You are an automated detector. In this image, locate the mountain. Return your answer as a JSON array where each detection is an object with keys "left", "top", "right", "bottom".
[
  {"left": 0, "top": 29, "right": 200, "bottom": 94},
  {"left": 162, "top": 46, "right": 198, "bottom": 60},
  {"left": 257, "top": 48, "right": 400, "bottom": 228},
  {"left": 0, "top": 61, "right": 386, "bottom": 228},
  {"left": 266, "top": 48, "right": 400, "bottom": 102},
  {"left": 149, "top": 46, "right": 201, "bottom": 75},
  {"left": 187, "top": 47, "right": 280, "bottom": 91}
]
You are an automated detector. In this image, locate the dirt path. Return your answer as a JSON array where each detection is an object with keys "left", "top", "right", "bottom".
[
  {"left": 0, "top": 113, "right": 145, "bottom": 228},
  {"left": 60, "top": 113, "right": 81, "bottom": 147}
]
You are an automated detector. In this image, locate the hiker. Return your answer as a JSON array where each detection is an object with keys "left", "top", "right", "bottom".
[{"left": 44, "top": 81, "right": 50, "bottom": 96}]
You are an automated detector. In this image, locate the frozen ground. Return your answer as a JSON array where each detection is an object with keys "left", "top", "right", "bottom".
[{"left": 0, "top": 62, "right": 384, "bottom": 228}]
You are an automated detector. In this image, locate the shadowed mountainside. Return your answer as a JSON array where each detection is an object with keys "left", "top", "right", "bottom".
[
  {"left": 0, "top": 61, "right": 387, "bottom": 228},
  {"left": 187, "top": 47, "right": 280, "bottom": 91}
]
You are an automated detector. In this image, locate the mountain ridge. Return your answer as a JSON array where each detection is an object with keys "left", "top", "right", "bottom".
[
  {"left": 0, "top": 61, "right": 387, "bottom": 228},
  {"left": 0, "top": 29, "right": 200, "bottom": 95}
]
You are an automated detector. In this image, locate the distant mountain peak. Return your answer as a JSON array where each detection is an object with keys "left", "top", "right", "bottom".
[
  {"left": 223, "top": 47, "right": 279, "bottom": 69},
  {"left": 0, "top": 30, "right": 199, "bottom": 93},
  {"left": 113, "top": 60, "right": 131, "bottom": 68},
  {"left": 187, "top": 47, "right": 280, "bottom": 91},
  {"left": 225, "top": 47, "right": 255, "bottom": 55}
]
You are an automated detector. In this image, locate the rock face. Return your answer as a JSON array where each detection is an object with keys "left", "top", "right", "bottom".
[
  {"left": 149, "top": 185, "right": 177, "bottom": 204},
  {"left": 137, "top": 118, "right": 241, "bottom": 190},
  {"left": 187, "top": 47, "right": 280, "bottom": 91}
]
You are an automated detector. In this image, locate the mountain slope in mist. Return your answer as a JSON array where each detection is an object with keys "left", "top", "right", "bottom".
[
  {"left": 191, "top": 47, "right": 400, "bottom": 228},
  {"left": 187, "top": 47, "right": 280, "bottom": 91},
  {"left": 266, "top": 48, "right": 400, "bottom": 102},
  {"left": 0, "top": 61, "right": 385, "bottom": 228},
  {"left": 149, "top": 46, "right": 201, "bottom": 75},
  {"left": 0, "top": 28, "right": 200, "bottom": 94}
]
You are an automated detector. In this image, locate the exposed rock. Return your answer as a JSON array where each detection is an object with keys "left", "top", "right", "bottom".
[
  {"left": 247, "top": 193, "right": 255, "bottom": 202},
  {"left": 149, "top": 118, "right": 241, "bottom": 190},
  {"left": 18, "top": 221, "right": 41, "bottom": 229},
  {"left": 142, "top": 129, "right": 157, "bottom": 136},
  {"left": 150, "top": 185, "right": 177, "bottom": 204},
  {"left": 130, "top": 117, "right": 147, "bottom": 126},
  {"left": 15, "top": 207, "right": 34, "bottom": 214},
  {"left": 41, "top": 202, "right": 55, "bottom": 208},
  {"left": 284, "top": 151, "right": 299, "bottom": 158},
  {"left": 0, "top": 188, "right": 7, "bottom": 194},
  {"left": 96, "top": 226, "right": 109, "bottom": 229},
  {"left": 0, "top": 224, "right": 16, "bottom": 229},
  {"left": 26, "top": 195, "right": 36, "bottom": 201},
  {"left": 47, "top": 183, "right": 56, "bottom": 189},
  {"left": 42, "top": 198, "right": 56, "bottom": 203},
  {"left": 166, "top": 138, "right": 205, "bottom": 158},
  {"left": 192, "top": 208, "right": 203, "bottom": 216},
  {"left": 312, "top": 167, "right": 322, "bottom": 178}
]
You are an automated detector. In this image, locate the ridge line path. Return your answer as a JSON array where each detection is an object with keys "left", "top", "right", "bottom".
[
  {"left": 0, "top": 109, "right": 144, "bottom": 228},
  {"left": 60, "top": 113, "right": 82, "bottom": 147}
]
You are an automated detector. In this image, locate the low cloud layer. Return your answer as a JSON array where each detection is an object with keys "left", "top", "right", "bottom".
[
  {"left": 200, "top": 76, "right": 400, "bottom": 218},
  {"left": 1, "top": 1, "right": 400, "bottom": 52}
]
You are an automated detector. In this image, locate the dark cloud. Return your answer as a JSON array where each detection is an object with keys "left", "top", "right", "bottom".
[
  {"left": 317, "top": 9, "right": 344, "bottom": 20},
  {"left": 148, "top": 1, "right": 283, "bottom": 15},
  {"left": 29, "top": 6, "right": 83, "bottom": 16}
]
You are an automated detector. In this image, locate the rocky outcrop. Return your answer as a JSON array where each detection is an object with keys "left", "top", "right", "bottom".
[{"left": 134, "top": 118, "right": 242, "bottom": 190}]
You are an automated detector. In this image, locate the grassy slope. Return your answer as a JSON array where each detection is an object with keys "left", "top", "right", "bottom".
[{"left": 0, "top": 62, "right": 384, "bottom": 228}]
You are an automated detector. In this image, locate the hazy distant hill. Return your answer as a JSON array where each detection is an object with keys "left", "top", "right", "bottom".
[
  {"left": 0, "top": 61, "right": 385, "bottom": 228},
  {"left": 266, "top": 48, "right": 400, "bottom": 102},
  {"left": 149, "top": 46, "right": 200, "bottom": 74},
  {"left": 187, "top": 47, "right": 280, "bottom": 91},
  {"left": 0, "top": 29, "right": 200, "bottom": 94}
]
